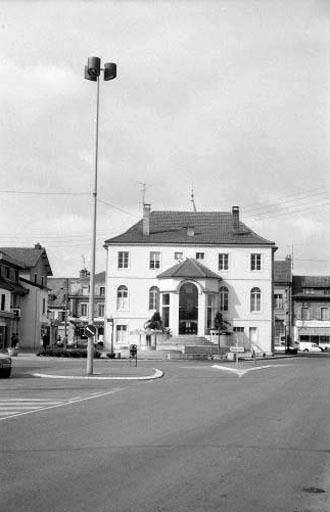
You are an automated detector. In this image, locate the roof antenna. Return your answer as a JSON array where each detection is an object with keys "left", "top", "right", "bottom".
[{"left": 191, "top": 185, "right": 197, "bottom": 212}]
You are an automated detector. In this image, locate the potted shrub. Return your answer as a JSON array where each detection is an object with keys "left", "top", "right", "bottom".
[
  {"left": 213, "top": 312, "right": 232, "bottom": 349},
  {"left": 144, "top": 312, "right": 165, "bottom": 349}
]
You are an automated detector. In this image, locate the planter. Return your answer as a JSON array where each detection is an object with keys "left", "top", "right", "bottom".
[{"left": 7, "top": 347, "right": 19, "bottom": 357}]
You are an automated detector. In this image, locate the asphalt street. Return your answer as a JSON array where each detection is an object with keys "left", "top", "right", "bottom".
[{"left": 1, "top": 355, "right": 330, "bottom": 512}]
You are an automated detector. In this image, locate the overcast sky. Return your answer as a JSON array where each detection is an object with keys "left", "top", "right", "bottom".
[{"left": 1, "top": 0, "right": 330, "bottom": 277}]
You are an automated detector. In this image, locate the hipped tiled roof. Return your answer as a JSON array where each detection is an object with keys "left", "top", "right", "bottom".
[
  {"left": 105, "top": 211, "right": 275, "bottom": 246},
  {"left": 274, "top": 259, "right": 292, "bottom": 283},
  {"left": 0, "top": 247, "right": 52, "bottom": 275},
  {"left": 157, "top": 258, "right": 222, "bottom": 279}
]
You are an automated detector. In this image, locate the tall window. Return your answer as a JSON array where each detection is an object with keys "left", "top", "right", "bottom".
[
  {"left": 251, "top": 254, "right": 262, "bottom": 271},
  {"left": 1, "top": 294, "right": 5, "bottom": 311},
  {"left": 149, "top": 286, "right": 160, "bottom": 310},
  {"left": 99, "top": 286, "right": 105, "bottom": 296},
  {"left": 274, "top": 294, "right": 283, "bottom": 309},
  {"left": 250, "top": 287, "right": 261, "bottom": 312},
  {"left": 98, "top": 304, "right": 105, "bottom": 317},
  {"left": 207, "top": 294, "right": 216, "bottom": 329},
  {"left": 117, "top": 285, "right": 128, "bottom": 310},
  {"left": 5, "top": 267, "right": 10, "bottom": 278},
  {"left": 218, "top": 254, "right": 229, "bottom": 270},
  {"left": 81, "top": 303, "right": 88, "bottom": 316},
  {"left": 321, "top": 308, "right": 329, "bottom": 321},
  {"left": 116, "top": 325, "right": 127, "bottom": 343},
  {"left": 42, "top": 298, "right": 46, "bottom": 315},
  {"left": 162, "top": 293, "right": 170, "bottom": 328},
  {"left": 219, "top": 286, "right": 229, "bottom": 311},
  {"left": 149, "top": 252, "right": 160, "bottom": 269},
  {"left": 118, "top": 251, "right": 129, "bottom": 269}
]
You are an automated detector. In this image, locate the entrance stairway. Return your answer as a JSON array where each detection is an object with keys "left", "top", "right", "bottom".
[{"left": 145, "top": 335, "right": 220, "bottom": 360}]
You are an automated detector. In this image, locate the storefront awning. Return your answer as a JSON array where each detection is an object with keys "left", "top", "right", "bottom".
[{"left": 298, "top": 327, "right": 330, "bottom": 336}]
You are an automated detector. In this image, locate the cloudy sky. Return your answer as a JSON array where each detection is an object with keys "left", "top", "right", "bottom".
[{"left": 1, "top": 0, "right": 330, "bottom": 277}]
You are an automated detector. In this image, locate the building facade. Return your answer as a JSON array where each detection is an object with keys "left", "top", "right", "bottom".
[
  {"left": 0, "top": 244, "right": 52, "bottom": 350},
  {"left": 292, "top": 275, "right": 330, "bottom": 345},
  {"left": 48, "top": 270, "right": 105, "bottom": 346},
  {"left": 104, "top": 205, "right": 277, "bottom": 355},
  {"left": 273, "top": 257, "right": 292, "bottom": 346}
]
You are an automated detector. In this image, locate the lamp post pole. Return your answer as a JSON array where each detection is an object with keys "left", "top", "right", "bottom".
[{"left": 84, "top": 56, "right": 117, "bottom": 375}]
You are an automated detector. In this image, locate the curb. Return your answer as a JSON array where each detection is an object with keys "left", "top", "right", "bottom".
[{"left": 31, "top": 368, "right": 164, "bottom": 380}]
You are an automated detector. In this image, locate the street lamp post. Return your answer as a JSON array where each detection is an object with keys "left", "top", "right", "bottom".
[{"left": 84, "top": 56, "right": 117, "bottom": 375}]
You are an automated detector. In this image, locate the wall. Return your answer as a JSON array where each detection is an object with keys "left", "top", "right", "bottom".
[{"left": 104, "top": 244, "right": 273, "bottom": 354}]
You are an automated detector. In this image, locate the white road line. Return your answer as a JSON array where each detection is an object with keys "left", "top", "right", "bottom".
[
  {"left": 0, "top": 387, "right": 123, "bottom": 422},
  {"left": 212, "top": 364, "right": 289, "bottom": 377}
]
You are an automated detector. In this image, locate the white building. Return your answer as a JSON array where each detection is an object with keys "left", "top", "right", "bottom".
[{"left": 104, "top": 205, "right": 276, "bottom": 355}]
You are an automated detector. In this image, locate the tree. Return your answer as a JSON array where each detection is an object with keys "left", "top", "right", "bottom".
[
  {"left": 145, "top": 311, "right": 162, "bottom": 331},
  {"left": 213, "top": 311, "right": 231, "bottom": 333}
]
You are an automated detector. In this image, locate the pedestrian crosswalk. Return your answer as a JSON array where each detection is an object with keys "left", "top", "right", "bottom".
[
  {"left": 0, "top": 388, "right": 123, "bottom": 421},
  {"left": 0, "top": 397, "right": 69, "bottom": 420}
]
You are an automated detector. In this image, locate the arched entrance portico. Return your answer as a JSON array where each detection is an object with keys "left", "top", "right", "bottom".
[{"left": 179, "top": 282, "right": 198, "bottom": 335}]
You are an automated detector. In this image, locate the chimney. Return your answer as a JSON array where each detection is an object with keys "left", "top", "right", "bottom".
[
  {"left": 232, "top": 206, "right": 240, "bottom": 231},
  {"left": 143, "top": 203, "right": 151, "bottom": 236},
  {"left": 34, "top": 243, "right": 42, "bottom": 249}
]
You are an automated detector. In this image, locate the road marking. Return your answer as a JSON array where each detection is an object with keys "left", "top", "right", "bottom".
[
  {"left": 212, "top": 364, "right": 289, "bottom": 377},
  {"left": 0, "top": 388, "right": 123, "bottom": 422}
]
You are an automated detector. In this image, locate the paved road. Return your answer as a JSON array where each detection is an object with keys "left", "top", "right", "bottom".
[{"left": 1, "top": 356, "right": 330, "bottom": 511}]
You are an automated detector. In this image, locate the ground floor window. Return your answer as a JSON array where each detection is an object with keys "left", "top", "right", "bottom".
[
  {"left": 116, "top": 325, "right": 127, "bottom": 343},
  {"left": 233, "top": 327, "right": 244, "bottom": 333}
]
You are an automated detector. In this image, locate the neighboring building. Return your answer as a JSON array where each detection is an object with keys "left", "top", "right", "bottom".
[
  {"left": 48, "top": 269, "right": 105, "bottom": 346},
  {"left": 103, "top": 205, "right": 277, "bottom": 355},
  {"left": 0, "top": 251, "right": 28, "bottom": 349},
  {"left": 273, "top": 257, "right": 292, "bottom": 346},
  {"left": 0, "top": 244, "right": 53, "bottom": 350},
  {"left": 292, "top": 275, "right": 330, "bottom": 345}
]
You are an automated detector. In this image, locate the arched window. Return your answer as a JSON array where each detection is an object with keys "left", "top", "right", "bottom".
[
  {"left": 117, "top": 285, "right": 128, "bottom": 310},
  {"left": 149, "top": 286, "right": 160, "bottom": 310},
  {"left": 250, "top": 287, "right": 261, "bottom": 312},
  {"left": 219, "top": 286, "right": 229, "bottom": 311}
]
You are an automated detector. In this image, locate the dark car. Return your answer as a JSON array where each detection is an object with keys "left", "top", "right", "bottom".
[
  {"left": 274, "top": 341, "right": 299, "bottom": 354},
  {"left": 0, "top": 353, "right": 12, "bottom": 378}
]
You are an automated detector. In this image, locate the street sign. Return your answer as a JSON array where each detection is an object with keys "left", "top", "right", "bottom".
[
  {"left": 230, "top": 346, "right": 244, "bottom": 353},
  {"left": 85, "top": 324, "right": 97, "bottom": 338}
]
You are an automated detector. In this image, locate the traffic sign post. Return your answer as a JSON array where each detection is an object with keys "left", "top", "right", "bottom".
[
  {"left": 85, "top": 324, "right": 97, "bottom": 338},
  {"left": 230, "top": 345, "right": 244, "bottom": 366}
]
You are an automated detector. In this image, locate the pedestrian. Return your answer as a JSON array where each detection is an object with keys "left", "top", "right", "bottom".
[
  {"left": 42, "top": 332, "right": 50, "bottom": 353},
  {"left": 10, "top": 333, "right": 19, "bottom": 349}
]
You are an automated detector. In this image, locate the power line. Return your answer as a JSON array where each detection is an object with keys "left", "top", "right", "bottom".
[{"left": 0, "top": 189, "right": 89, "bottom": 196}]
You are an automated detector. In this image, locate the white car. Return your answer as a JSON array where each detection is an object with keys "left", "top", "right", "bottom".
[{"left": 298, "top": 342, "right": 323, "bottom": 353}]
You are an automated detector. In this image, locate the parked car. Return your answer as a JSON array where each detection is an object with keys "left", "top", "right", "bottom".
[
  {"left": 274, "top": 341, "right": 299, "bottom": 354},
  {"left": 0, "top": 353, "right": 12, "bottom": 378},
  {"left": 298, "top": 342, "right": 323, "bottom": 353},
  {"left": 319, "top": 341, "right": 330, "bottom": 351}
]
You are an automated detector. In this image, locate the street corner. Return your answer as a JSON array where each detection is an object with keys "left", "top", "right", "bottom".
[{"left": 30, "top": 367, "right": 164, "bottom": 381}]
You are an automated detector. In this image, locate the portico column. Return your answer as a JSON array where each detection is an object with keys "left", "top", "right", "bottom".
[
  {"left": 171, "top": 292, "right": 179, "bottom": 336},
  {"left": 198, "top": 291, "right": 206, "bottom": 336}
]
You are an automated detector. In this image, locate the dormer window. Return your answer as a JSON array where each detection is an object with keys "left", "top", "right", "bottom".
[{"left": 187, "top": 227, "right": 194, "bottom": 237}]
